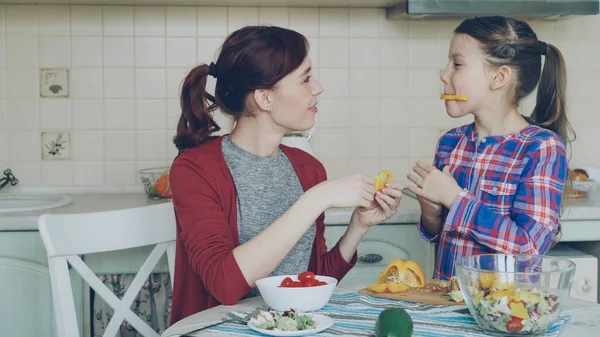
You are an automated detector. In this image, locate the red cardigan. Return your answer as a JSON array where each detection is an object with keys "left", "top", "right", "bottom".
[{"left": 169, "top": 136, "right": 357, "bottom": 324}]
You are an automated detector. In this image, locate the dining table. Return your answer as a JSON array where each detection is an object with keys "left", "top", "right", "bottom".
[{"left": 161, "top": 284, "right": 600, "bottom": 337}]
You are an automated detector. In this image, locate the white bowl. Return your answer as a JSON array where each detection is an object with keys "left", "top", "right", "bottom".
[{"left": 255, "top": 275, "right": 337, "bottom": 312}]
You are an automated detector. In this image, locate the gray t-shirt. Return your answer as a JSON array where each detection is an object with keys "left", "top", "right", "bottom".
[{"left": 222, "top": 136, "right": 316, "bottom": 297}]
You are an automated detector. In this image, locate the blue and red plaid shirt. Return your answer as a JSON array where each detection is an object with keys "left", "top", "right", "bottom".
[{"left": 419, "top": 122, "right": 568, "bottom": 280}]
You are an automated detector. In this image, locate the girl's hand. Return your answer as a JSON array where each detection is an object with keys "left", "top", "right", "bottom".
[
  {"left": 406, "top": 161, "right": 463, "bottom": 208},
  {"left": 351, "top": 181, "right": 403, "bottom": 228},
  {"left": 417, "top": 194, "right": 443, "bottom": 218}
]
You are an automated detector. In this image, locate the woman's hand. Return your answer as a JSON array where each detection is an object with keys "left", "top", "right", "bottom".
[
  {"left": 407, "top": 161, "right": 462, "bottom": 208},
  {"left": 313, "top": 174, "right": 376, "bottom": 209},
  {"left": 351, "top": 181, "right": 403, "bottom": 228}
]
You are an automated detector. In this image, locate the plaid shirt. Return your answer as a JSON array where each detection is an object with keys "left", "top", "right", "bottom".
[{"left": 419, "top": 123, "right": 567, "bottom": 280}]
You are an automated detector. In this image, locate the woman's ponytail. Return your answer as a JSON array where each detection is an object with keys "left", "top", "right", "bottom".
[{"left": 173, "top": 64, "right": 221, "bottom": 152}]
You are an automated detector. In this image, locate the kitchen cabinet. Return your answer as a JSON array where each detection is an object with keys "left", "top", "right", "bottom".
[
  {"left": 0, "top": 231, "right": 84, "bottom": 337},
  {"left": 0, "top": 230, "right": 166, "bottom": 337},
  {"left": 324, "top": 223, "right": 435, "bottom": 285}
]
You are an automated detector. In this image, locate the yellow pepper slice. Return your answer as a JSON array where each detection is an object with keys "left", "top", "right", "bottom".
[
  {"left": 367, "top": 284, "right": 389, "bottom": 293},
  {"left": 375, "top": 258, "right": 426, "bottom": 288},
  {"left": 510, "top": 302, "right": 530, "bottom": 320},
  {"left": 440, "top": 94, "right": 469, "bottom": 101},
  {"left": 388, "top": 284, "right": 410, "bottom": 293},
  {"left": 375, "top": 170, "right": 393, "bottom": 192},
  {"left": 367, "top": 283, "right": 410, "bottom": 293},
  {"left": 488, "top": 284, "right": 516, "bottom": 300},
  {"left": 479, "top": 273, "right": 499, "bottom": 290}
]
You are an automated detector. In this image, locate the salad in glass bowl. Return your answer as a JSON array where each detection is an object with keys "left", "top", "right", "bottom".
[{"left": 455, "top": 254, "right": 575, "bottom": 335}]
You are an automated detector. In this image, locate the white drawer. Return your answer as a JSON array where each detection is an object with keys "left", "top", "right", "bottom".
[
  {"left": 324, "top": 224, "right": 435, "bottom": 286},
  {"left": 567, "top": 256, "right": 597, "bottom": 303},
  {"left": 548, "top": 245, "right": 598, "bottom": 303}
]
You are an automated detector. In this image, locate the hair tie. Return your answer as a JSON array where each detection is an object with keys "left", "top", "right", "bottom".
[
  {"left": 208, "top": 62, "right": 218, "bottom": 78},
  {"left": 539, "top": 41, "right": 547, "bottom": 56}
]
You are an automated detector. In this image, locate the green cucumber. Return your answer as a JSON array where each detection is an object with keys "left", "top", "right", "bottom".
[{"left": 375, "top": 308, "right": 413, "bottom": 337}]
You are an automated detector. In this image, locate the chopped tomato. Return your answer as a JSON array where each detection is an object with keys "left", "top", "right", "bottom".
[
  {"left": 279, "top": 277, "right": 293, "bottom": 287},
  {"left": 506, "top": 316, "right": 523, "bottom": 332},
  {"left": 289, "top": 281, "right": 305, "bottom": 287},
  {"left": 298, "top": 271, "right": 315, "bottom": 283},
  {"left": 303, "top": 278, "right": 320, "bottom": 287}
]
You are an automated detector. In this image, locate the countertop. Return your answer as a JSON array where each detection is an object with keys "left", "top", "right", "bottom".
[{"left": 3, "top": 190, "right": 600, "bottom": 236}]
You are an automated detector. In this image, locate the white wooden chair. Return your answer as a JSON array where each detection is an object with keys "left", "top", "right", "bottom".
[{"left": 39, "top": 203, "right": 177, "bottom": 337}]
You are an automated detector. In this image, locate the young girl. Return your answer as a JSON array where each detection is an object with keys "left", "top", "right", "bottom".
[
  {"left": 169, "top": 26, "right": 404, "bottom": 323},
  {"left": 407, "top": 16, "right": 573, "bottom": 280}
]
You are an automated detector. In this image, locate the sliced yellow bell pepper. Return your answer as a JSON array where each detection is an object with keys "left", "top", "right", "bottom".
[
  {"left": 387, "top": 284, "right": 410, "bottom": 293},
  {"left": 375, "top": 258, "right": 426, "bottom": 288},
  {"left": 367, "top": 284, "right": 389, "bottom": 293},
  {"left": 510, "top": 302, "right": 530, "bottom": 320},
  {"left": 479, "top": 273, "right": 499, "bottom": 290},
  {"left": 367, "top": 283, "right": 410, "bottom": 293},
  {"left": 375, "top": 170, "right": 393, "bottom": 192},
  {"left": 440, "top": 94, "right": 469, "bottom": 101},
  {"left": 488, "top": 284, "right": 516, "bottom": 300}
]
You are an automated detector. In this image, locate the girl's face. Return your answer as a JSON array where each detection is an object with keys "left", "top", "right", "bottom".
[
  {"left": 440, "top": 33, "right": 495, "bottom": 118},
  {"left": 270, "top": 56, "right": 324, "bottom": 133}
]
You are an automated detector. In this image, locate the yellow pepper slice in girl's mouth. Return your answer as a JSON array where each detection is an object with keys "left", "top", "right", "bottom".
[
  {"left": 440, "top": 94, "right": 469, "bottom": 101},
  {"left": 375, "top": 170, "right": 393, "bottom": 192}
]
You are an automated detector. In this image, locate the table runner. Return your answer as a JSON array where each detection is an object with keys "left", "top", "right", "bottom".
[{"left": 204, "top": 292, "right": 571, "bottom": 336}]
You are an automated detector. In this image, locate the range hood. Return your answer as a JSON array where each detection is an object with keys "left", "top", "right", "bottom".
[{"left": 386, "top": 0, "right": 600, "bottom": 20}]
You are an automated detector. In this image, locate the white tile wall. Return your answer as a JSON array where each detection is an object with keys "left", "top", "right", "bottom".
[
  {"left": 0, "top": 4, "right": 599, "bottom": 189},
  {"left": 259, "top": 7, "right": 289, "bottom": 28},
  {"left": 167, "top": 7, "right": 196, "bottom": 37},
  {"left": 103, "top": 6, "right": 133, "bottom": 36},
  {"left": 40, "top": 36, "right": 70, "bottom": 67},
  {"left": 40, "top": 98, "right": 71, "bottom": 129}
]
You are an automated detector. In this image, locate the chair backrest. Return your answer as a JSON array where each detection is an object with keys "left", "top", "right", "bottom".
[{"left": 39, "top": 202, "right": 177, "bottom": 337}]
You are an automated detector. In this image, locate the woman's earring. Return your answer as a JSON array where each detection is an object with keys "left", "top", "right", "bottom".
[
  {"left": 268, "top": 108, "right": 272, "bottom": 113},
  {"left": 490, "top": 83, "right": 496, "bottom": 89}
]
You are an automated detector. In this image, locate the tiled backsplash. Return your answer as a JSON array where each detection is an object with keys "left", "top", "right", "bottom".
[{"left": 0, "top": 5, "right": 599, "bottom": 190}]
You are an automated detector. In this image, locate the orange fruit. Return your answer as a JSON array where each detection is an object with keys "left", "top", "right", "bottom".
[{"left": 155, "top": 173, "right": 172, "bottom": 198}]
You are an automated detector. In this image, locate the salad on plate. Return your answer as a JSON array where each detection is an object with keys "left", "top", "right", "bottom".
[{"left": 249, "top": 309, "right": 316, "bottom": 332}]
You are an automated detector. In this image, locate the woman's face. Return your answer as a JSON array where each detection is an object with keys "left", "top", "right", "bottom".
[
  {"left": 270, "top": 56, "right": 324, "bottom": 132},
  {"left": 440, "top": 33, "right": 493, "bottom": 118}
]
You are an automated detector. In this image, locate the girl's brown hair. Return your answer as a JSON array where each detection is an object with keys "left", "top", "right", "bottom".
[
  {"left": 174, "top": 26, "right": 309, "bottom": 152},
  {"left": 455, "top": 16, "right": 575, "bottom": 144}
]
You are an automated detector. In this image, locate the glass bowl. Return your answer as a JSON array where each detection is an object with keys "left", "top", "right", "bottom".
[
  {"left": 139, "top": 167, "right": 171, "bottom": 199},
  {"left": 455, "top": 254, "right": 575, "bottom": 336}
]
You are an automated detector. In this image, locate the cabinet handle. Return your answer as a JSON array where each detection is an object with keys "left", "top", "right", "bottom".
[
  {"left": 358, "top": 253, "right": 383, "bottom": 264},
  {"left": 580, "top": 279, "right": 592, "bottom": 293}
]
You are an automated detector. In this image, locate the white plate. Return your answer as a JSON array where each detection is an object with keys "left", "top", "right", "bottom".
[{"left": 247, "top": 313, "right": 333, "bottom": 336}]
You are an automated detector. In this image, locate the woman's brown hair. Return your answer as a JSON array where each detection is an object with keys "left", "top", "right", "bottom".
[{"left": 174, "top": 26, "right": 309, "bottom": 152}]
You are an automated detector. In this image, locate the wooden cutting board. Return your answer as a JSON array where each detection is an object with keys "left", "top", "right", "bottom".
[{"left": 358, "top": 279, "right": 464, "bottom": 306}]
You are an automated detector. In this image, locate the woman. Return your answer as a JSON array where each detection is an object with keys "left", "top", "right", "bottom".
[{"left": 169, "top": 25, "right": 404, "bottom": 323}]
